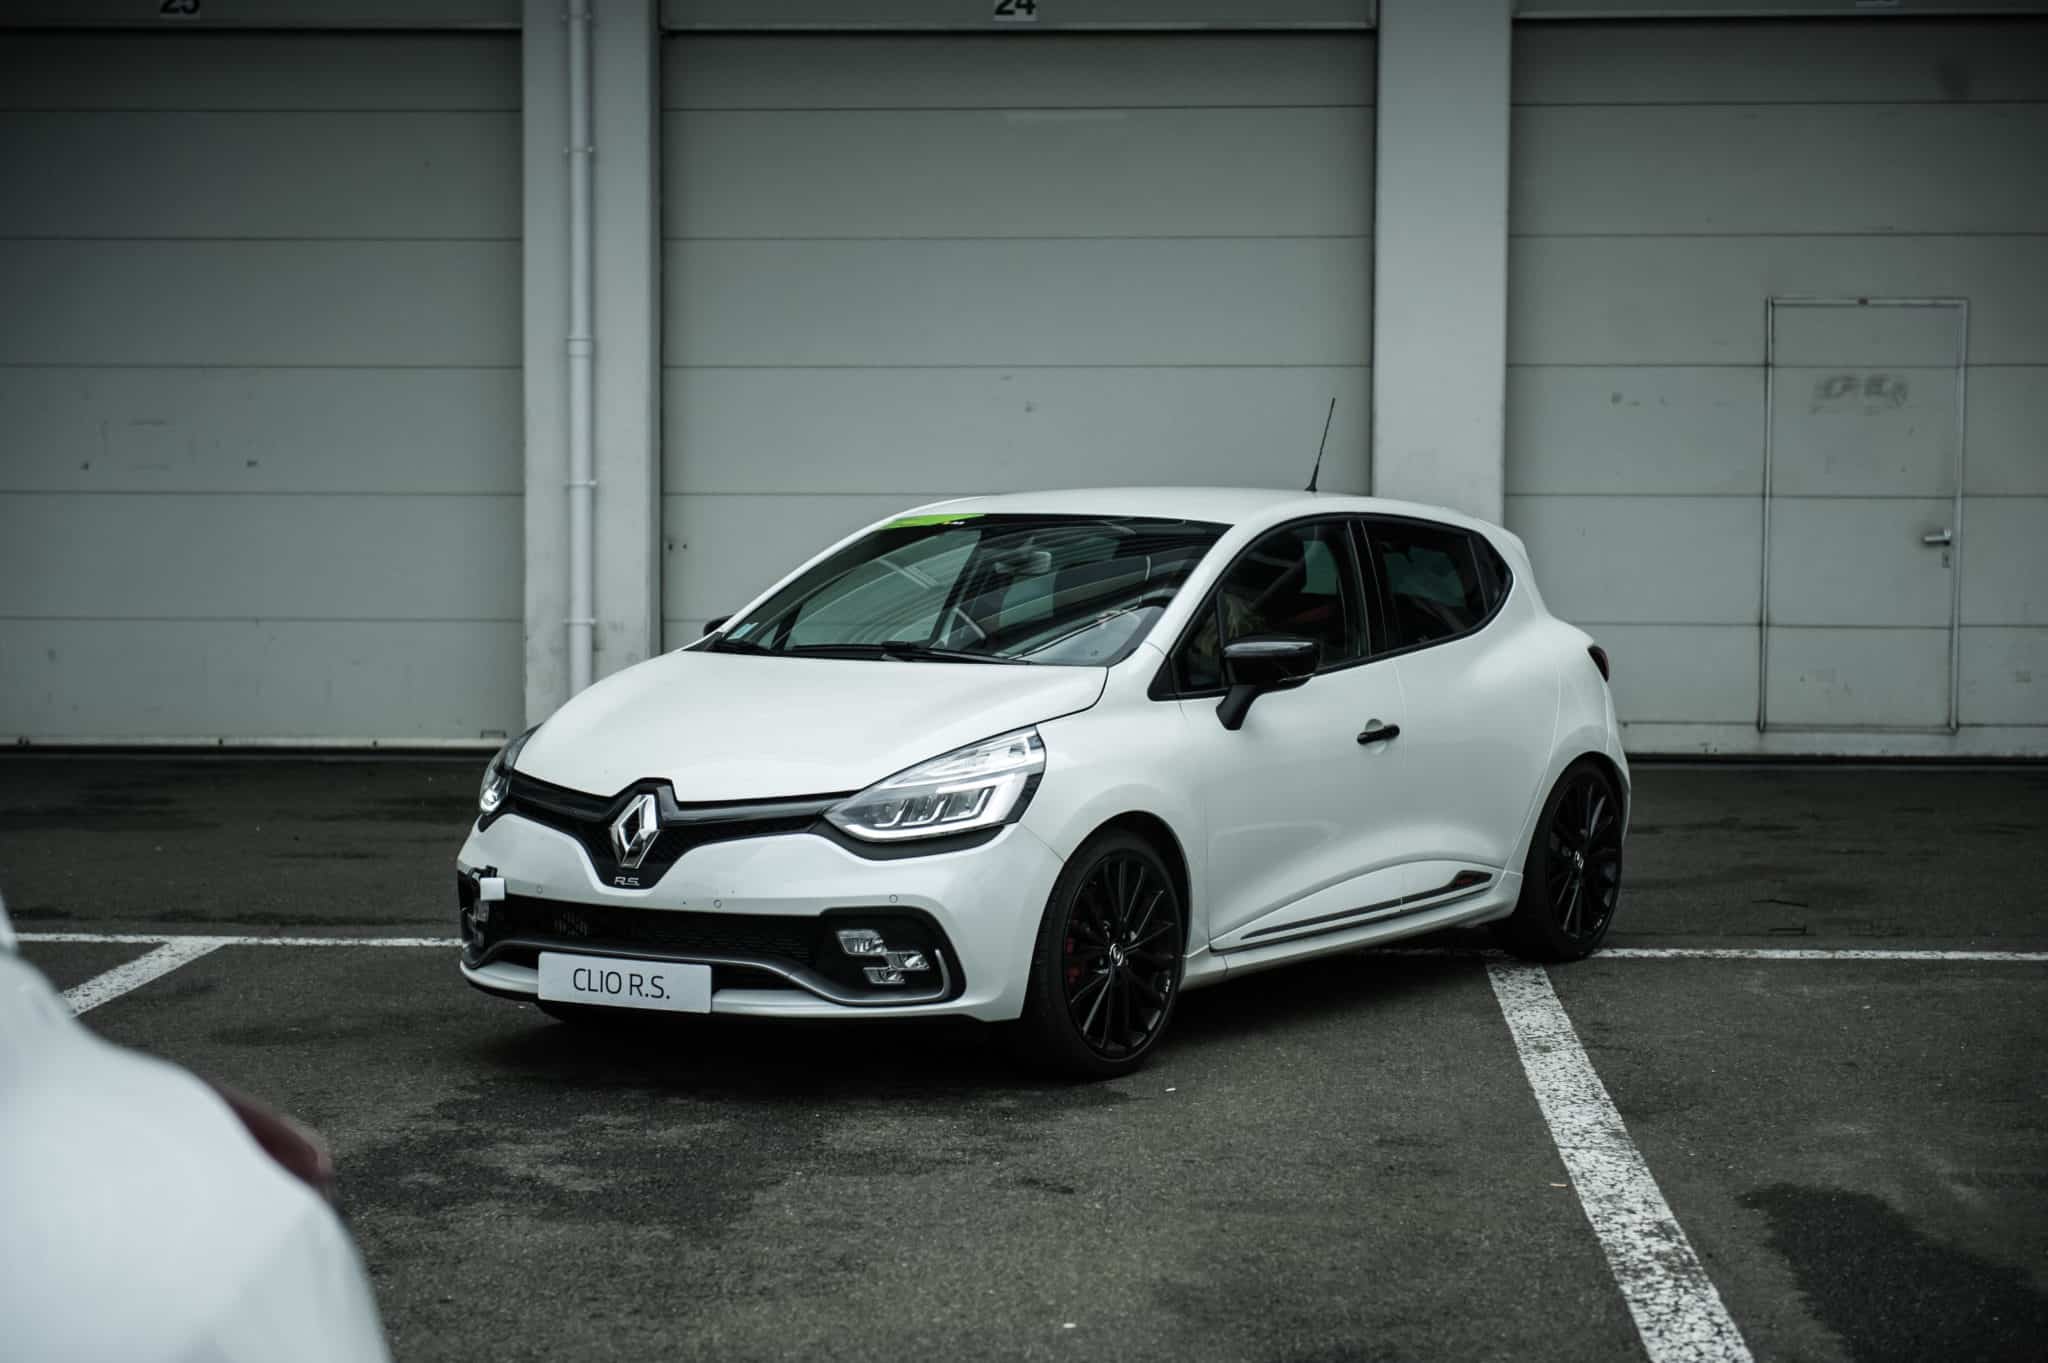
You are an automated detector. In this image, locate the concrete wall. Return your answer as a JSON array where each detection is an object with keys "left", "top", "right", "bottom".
[
  {"left": 520, "top": 0, "right": 663, "bottom": 728},
  {"left": 1371, "top": 0, "right": 1510, "bottom": 524}
]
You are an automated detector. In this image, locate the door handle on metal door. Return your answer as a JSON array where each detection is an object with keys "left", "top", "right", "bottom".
[
  {"left": 1356, "top": 723, "right": 1400, "bottom": 745},
  {"left": 1921, "top": 528, "right": 1953, "bottom": 546}
]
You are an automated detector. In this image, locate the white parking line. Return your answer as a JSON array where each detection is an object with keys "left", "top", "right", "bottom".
[
  {"left": 63, "top": 939, "right": 226, "bottom": 1015},
  {"left": 1488, "top": 960, "right": 1753, "bottom": 1363},
  {"left": 1601, "top": 947, "right": 2048, "bottom": 962},
  {"left": 25, "top": 933, "right": 459, "bottom": 947}
]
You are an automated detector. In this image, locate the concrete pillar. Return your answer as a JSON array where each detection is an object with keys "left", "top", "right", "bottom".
[
  {"left": 1370, "top": 0, "right": 1512, "bottom": 523},
  {"left": 522, "top": 0, "right": 662, "bottom": 725}
]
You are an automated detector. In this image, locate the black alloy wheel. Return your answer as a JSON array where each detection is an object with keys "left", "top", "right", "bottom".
[
  {"left": 1495, "top": 760, "right": 1625, "bottom": 962},
  {"left": 1013, "top": 829, "right": 1185, "bottom": 1078}
]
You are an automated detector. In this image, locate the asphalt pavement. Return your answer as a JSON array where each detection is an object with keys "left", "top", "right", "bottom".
[{"left": 3, "top": 757, "right": 2044, "bottom": 1362}]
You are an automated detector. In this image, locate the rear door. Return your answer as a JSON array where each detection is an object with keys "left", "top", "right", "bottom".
[
  {"left": 1164, "top": 519, "right": 1414, "bottom": 951},
  {"left": 1360, "top": 516, "right": 1557, "bottom": 882}
]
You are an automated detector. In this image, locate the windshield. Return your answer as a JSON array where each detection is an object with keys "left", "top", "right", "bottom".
[{"left": 712, "top": 513, "right": 1226, "bottom": 666}]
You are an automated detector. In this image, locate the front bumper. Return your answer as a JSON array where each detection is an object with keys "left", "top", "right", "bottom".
[{"left": 455, "top": 811, "right": 1064, "bottom": 1022}]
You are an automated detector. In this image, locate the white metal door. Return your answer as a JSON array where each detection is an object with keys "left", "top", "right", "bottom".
[
  {"left": 1504, "top": 19, "right": 2047, "bottom": 754},
  {"left": 0, "top": 31, "right": 522, "bottom": 743},
  {"left": 658, "top": 32, "right": 1375, "bottom": 646},
  {"left": 1761, "top": 299, "right": 1967, "bottom": 732}
]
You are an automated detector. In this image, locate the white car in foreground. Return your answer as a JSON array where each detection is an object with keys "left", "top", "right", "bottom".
[
  {"left": 0, "top": 899, "right": 390, "bottom": 1362},
  {"left": 457, "top": 489, "right": 1627, "bottom": 1075}
]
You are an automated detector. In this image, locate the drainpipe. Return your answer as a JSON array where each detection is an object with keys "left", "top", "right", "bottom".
[{"left": 565, "top": 4, "right": 596, "bottom": 695}]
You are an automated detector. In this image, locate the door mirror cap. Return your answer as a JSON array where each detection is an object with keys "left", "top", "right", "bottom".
[
  {"left": 1223, "top": 634, "right": 1320, "bottom": 688},
  {"left": 1217, "top": 634, "right": 1320, "bottom": 730},
  {"left": 703, "top": 614, "right": 732, "bottom": 636}
]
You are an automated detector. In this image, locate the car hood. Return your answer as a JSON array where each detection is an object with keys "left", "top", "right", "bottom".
[{"left": 516, "top": 649, "right": 1108, "bottom": 801}]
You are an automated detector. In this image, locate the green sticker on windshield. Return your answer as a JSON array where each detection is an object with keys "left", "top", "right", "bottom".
[{"left": 885, "top": 511, "right": 986, "bottom": 529}]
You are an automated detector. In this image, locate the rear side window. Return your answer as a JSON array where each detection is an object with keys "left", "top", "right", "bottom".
[
  {"left": 1476, "top": 541, "right": 1512, "bottom": 611},
  {"left": 1367, "top": 521, "right": 1492, "bottom": 651}
]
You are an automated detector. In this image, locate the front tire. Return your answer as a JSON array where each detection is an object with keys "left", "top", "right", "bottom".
[
  {"left": 1494, "top": 759, "right": 1625, "bottom": 962},
  {"left": 1010, "top": 830, "right": 1185, "bottom": 1079}
]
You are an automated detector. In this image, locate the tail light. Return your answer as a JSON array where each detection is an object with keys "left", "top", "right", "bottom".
[
  {"left": 1588, "top": 644, "right": 1611, "bottom": 682},
  {"left": 210, "top": 1081, "right": 337, "bottom": 1202}
]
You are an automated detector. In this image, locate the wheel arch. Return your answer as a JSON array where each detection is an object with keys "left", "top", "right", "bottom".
[
  {"left": 1082, "top": 811, "right": 1195, "bottom": 951},
  {"left": 1570, "top": 749, "right": 1630, "bottom": 824},
  {"left": 1502, "top": 743, "right": 1631, "bottom": 890}
]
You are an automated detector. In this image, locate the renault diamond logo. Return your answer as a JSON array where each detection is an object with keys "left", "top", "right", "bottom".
[{"left": 609, "top": 792, "right": 662, "bottom": 870}]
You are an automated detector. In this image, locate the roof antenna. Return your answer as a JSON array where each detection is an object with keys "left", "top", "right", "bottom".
[{"left": 1305, "top": 396, "right": 1336, "bottom": 493}]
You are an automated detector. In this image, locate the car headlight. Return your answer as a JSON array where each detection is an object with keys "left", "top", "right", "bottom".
[
  {"left": 478, "top": 726, "right": 538, "bottom": 815},
  {"left": 824, "top": 728, "right": 1045, "bottom": 843}
]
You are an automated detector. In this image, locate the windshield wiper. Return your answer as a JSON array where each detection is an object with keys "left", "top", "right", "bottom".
[
  {"left": 704, "top": 635, "right": 774, "bottom": 655},
  {"left": 882, "top": 642, "right": 1030, "bottom": 665},
  {"left": 791, "top": 642, "right": 1030, "bottom": 665},
  {"left": 704, "top": 637, "right": 1028, "bottom": 664}
]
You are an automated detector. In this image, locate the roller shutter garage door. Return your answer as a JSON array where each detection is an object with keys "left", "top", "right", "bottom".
[
  {"left": 659, "top": 32, "right": 1375, "bottom": 644},
  {"left": 1505, "top": 18, "right": 2048, "bottom": 754},
  {"left": 0, "top": 31, "right": 522, "bottom": 743}
]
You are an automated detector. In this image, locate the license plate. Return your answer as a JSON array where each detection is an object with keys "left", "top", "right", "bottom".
[{"left": 537, "top": 953, "right": 711, "bottom": 1014}]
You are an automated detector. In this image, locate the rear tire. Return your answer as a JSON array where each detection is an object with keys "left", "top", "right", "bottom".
[
  {"left": 1493, "top": 759, "right": 1625, "bottom": 963},
  {"left": 1009, "top": 829, "right": 1185, "bottom": 1079}
]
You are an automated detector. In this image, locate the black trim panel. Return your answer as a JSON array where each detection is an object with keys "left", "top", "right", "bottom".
[
  {"left": 461, "top": 896, "right": 966, "bottom": 1007},
  {"left": 480, "top": 770, "right": 848, "bottom": 888},
  {"left": 1231, "top": 869, "right": 1494, "bottom": 948}
]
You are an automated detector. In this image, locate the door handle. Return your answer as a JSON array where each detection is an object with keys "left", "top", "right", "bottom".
[
  {"left": 1356, "top": 723, "right": 1400, "bottom": 745},
  {"left": 1921, "top": 528, "right": 1953, "bottom": 546}
]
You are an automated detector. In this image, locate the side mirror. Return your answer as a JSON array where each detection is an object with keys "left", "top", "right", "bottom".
[
  {"left": 1216, "top": 634, "right": 1319, "bottom": 731},
  {"left": 703, "top": 614, "right": 731, "bottom": 636}
]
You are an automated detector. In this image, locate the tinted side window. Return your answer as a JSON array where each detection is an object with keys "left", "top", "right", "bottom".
[
  {"left": 1475, "top": 541, "right": 1510, "bottom": 610},
  {"left": 1368, "top": 522, "right": 1490, "bottom": 651},
  {"left": 1175, "top": 521, "right": 1365, "bottom": 691}
]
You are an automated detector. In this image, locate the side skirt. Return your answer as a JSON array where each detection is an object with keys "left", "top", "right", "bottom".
[
  {"left": 1227, "top": 869, "right": 1494, "bottom": 951},
  {"left": 1204, "top": 879, "right": 1521, "bottom": 985}
]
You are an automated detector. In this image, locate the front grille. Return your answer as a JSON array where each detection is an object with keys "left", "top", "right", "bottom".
[
  {"left": 485, "top": 894, "right": 819, "bottom": 968},
  {"left": 487, "top": 771, "right": 844, "bottom": 889}
]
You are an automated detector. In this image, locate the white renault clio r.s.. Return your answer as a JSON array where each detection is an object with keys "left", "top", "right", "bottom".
[{"left": 456, "top": 488, "right": 1627, "bottom": 1076}]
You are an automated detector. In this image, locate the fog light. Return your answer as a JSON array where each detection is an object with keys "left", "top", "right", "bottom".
[
  {"left": 836, "top": 927, "right": 933, "bottom": 986},
  {"left": 836, "top": 928, "right": 887, "bottom": 957}
]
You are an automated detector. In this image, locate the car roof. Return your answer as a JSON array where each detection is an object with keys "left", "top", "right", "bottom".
[{"left": 901, "top": 487, "right": 1501, "bottom": 534}]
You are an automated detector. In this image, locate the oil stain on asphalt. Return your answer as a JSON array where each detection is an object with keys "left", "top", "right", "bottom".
[{"left": 1741, "top": 1183, "right": 2048, "bottom": 1363}]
